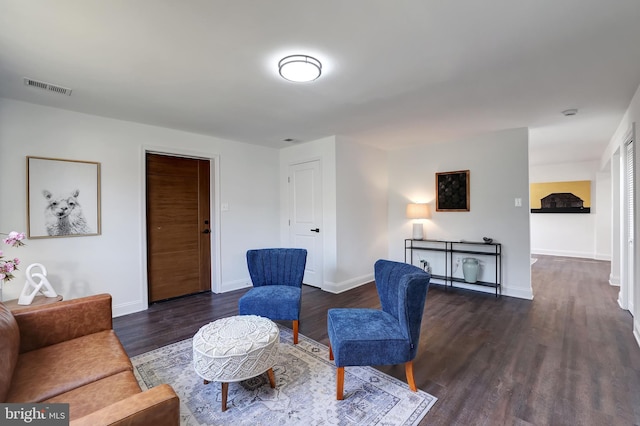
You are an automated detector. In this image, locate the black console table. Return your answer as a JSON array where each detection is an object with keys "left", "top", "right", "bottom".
[{"left": 404, "top": 239, "right": 502, "bottom": 297}]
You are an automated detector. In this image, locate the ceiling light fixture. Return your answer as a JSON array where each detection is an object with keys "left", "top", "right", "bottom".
[
  {"left": 278, "top": 55, "right": 322, "bottom": 82},
  {"left": 562, "top": 108, "right": 578, "bottom": 116}
]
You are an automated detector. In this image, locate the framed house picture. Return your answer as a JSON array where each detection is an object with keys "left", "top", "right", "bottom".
[
  {"left": 530, "top": 180, "right": 591, "bottom": 213},
  {"left": 27, "top": 156, "right": 101, "bottom": 238},
  {"left": 436, "top": 170, "right": 470, "bottom": 212}
]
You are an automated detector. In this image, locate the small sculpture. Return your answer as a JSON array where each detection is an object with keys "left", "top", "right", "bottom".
[
  {"left": 17, "top": 263, "right": 58, "bottom": 305},
  {"left": 483, "top": 237, "right": 493, "bottom": 244}
]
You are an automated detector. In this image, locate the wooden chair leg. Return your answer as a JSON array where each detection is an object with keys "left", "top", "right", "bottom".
[
  {"left": 267, "top": 368, "right": 276, "bottom": 388},
  {"left": 329, "top": 343, "right": 334, "bottom": 360},
  {"left": 405, "top": 361, "right": 417, "bottom": 391},
  {"left": 293, "top": 320, "right": 299, "bottom": 344},
  {"left": 336, "top": 366, "right": 344, "bottom": 400},
  {"left": 221, "top": 382, "right": 229, "bottom": 411}
]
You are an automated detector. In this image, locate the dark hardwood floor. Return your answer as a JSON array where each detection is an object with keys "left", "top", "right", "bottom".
[{"left": 113, "top": 255, "right": 640, "bottom": 425}]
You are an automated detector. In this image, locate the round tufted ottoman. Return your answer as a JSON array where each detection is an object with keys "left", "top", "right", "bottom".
[{"left": 193, "top": 315, "right": 280, "bottom": 411}]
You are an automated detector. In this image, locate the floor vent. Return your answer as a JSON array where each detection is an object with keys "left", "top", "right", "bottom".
[{"left": 23, "top": 77, "right": 72, "bottom": 96}]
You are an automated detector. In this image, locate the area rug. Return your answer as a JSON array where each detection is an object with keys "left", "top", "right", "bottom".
[{"left": 132, "top": 326, "right": 437, "bottom": 425}]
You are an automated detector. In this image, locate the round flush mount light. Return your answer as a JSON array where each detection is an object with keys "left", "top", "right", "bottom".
[
  {"left": 562, "top": 108, "right": 578, "bottom": 116},
  {"left": 278, "top": 55, "right": 322, "bottom": 82}
]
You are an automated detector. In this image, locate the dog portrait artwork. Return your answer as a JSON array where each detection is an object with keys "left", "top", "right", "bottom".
[{"left": 43, "top": 189, "right": 92, "bottom": 236}]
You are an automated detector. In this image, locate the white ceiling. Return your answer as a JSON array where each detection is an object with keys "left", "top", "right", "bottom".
[{"left": 1, "top": 1, "right": 640, "bottom": 166}]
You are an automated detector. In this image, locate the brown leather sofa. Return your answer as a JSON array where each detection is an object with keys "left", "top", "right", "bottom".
[{"left": 0, "top": 293, "right": 179, "bottom": 425}]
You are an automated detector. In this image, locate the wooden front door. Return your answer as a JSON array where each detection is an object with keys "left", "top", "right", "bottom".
[{"left": 146, "top": 153, "right": 211, "bottom": 302}]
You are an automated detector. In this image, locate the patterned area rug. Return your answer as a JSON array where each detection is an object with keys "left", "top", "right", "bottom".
[{"left": 132, "top": 326, "right": 437, "bottom": 425}]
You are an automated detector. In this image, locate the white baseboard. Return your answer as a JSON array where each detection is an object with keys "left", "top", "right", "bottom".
[
  {"left": 322, "top": 273, "right": 374, "bottom": 294},
  {"left": 502, "top": 285, "right": 534, "bottom": 300},
  {"left": 221, "top": 279, "right": 252, "bottom": 293},
  {"left": 610, "top": 273, "right": 620, "bottom": 286},
  {"left": 113, "top": 300, "right": 147, "bottom": 317},
  {"left": 437, "top": 281, "right": 533, "bottom": 300},
  {"left": 531, "top": 248, "right": 596, "bottom": 259},
  {"left": 634, "top": 319, "right": 640, "bottom": 350}
]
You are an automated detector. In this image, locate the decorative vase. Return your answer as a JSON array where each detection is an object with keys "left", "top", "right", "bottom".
[{"left": 462, "top": 258, "right": 480, "bottom": 283}]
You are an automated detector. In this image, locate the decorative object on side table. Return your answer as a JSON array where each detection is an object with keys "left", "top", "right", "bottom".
[
  {"left": 462, "top": 258, "right": 480, "bottom": 283},
  {"left": 483, "top": 237, "right": 493, "bottom": 244},
  {"left": 0, "top": 231, "right": 25, "bottom": 302},
  {"left": 18, "top": 263, "right": 58, "bottom": 305}
]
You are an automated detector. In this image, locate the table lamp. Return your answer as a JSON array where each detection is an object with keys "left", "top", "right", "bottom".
[{"left": 406, "top": 203, "right": 430, "bottom": 240}]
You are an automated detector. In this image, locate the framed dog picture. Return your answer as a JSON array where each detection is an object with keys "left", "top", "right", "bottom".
[
  {"left": 27, "top": 156, "right": 101, "bottom": 238},
  {"left": 436, "top": 170, "right": 470, "bottom": 212}
]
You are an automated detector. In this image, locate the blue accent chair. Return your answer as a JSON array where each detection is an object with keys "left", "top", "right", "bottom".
[
  {"left": 327, "top": 259, "right": 431, "bottom": 399},
  {"left": 238, "top": 248, "right": 308, "bottom": 344}
]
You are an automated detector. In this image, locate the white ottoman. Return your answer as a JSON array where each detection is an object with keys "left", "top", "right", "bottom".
[{"left": 193, "top": 315, "right": 280, "bottom": 411}]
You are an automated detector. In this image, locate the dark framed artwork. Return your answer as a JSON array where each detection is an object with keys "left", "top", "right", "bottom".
[
  {"left": 27, "top": 156, "right": 101, "bottom": 238},
  {"left": 436, "top": 170, "right": 470, "bottom": 212}
]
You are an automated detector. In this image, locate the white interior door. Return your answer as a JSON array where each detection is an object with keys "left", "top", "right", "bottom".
[{"left": 289, "top": 160, "right": 323, "bottom": 288}]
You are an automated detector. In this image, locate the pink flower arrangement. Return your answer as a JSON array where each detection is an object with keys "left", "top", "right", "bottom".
[{"left": 0, "top": 231, "right": 25, "bottom": 282}]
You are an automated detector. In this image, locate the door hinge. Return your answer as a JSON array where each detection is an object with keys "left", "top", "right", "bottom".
[
  {"left": 288, "top": 176, "right": 290, "bottom": 183},
  {"left": 288, "top": 219, "right": 291, "bottom": 226}
]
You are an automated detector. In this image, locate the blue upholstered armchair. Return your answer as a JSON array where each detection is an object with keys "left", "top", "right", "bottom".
[
  {"left": 327, "top": 259, "right": 431, "bottom": 400},
  {"left": 238, "top": 248, "right": 307, "bottom": 344}
]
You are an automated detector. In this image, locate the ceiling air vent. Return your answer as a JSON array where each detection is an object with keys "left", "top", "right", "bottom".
[{"left": 23, "top": 78, "right": 72, "bottom": 96}]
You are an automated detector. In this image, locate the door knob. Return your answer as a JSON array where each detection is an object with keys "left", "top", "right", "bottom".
[
  {"left": 202, "top": 229, "right": 211, "bottom": 234},
  {"left": 310, "top": 228, "right": 320, "bottom": 233}
]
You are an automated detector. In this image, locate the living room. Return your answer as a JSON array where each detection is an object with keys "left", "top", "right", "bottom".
[{"left": 1, "top": 1, "right": 640, "bottom": 423}]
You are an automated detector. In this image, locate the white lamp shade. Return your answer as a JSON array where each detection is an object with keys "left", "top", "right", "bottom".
[
  {"left": 279, "top": 55, "right": 322, "bottom": 82},
  {"left": 406, "top": 203, "right": 430, "bottom": 219}
]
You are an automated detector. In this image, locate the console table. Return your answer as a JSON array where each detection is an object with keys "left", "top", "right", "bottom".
[{"left": 404, "top": 239, "right": 502, "bottom": 297}]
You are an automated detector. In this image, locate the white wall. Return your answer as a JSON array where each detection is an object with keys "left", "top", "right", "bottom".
[
  {"left": 335, "top": 136, "right": 388, "bottom": 288},
  {"left": 595, "top": 171, "right": 612, "bottom": 260},
  {"left": 279, "top": 136, "right": 388, "bottom": 292},
  {"left": 602, "top": 82, "right": 640, "bottom": 348},
  {"left": 387, "top": 128, "right": 533, "bottom": 299},
  {"left": 610, "top": 150, "right": 621, "bottom": 286},
  {"left": 0, "top": 99, "right": 280, "bottom": 316},
  {"left": 529, "top": 161, "right": 612, "bottom": 260}
]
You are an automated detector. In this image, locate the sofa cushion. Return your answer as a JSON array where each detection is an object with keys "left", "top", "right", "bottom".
[
  {"left": 0, "top": 303, "right": 20, "bottom": 402},
  {"left": 6, "top": 330, "right": 132, "bottom": 402},
  {"left": 44, "top": 371, "right": 141, "bottom": 420}
]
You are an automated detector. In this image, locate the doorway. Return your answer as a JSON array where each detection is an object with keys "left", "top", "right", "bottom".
[
  {"left": 146, "top": 153, "right": 211, "bottom": 302},
  {"left": 624, "top": 134, "right": 635, "bottom": 316},
  {"left": 288, "top": 160, "right": 323, "bottom": 288}
]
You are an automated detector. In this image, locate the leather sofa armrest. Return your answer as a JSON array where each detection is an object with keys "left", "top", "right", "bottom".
[
  {"left": 13, "top": 293, "right": 113, "bottom": 353},
  {"left": 69, "top": 384, "right": 179, "bottom": 426}
]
